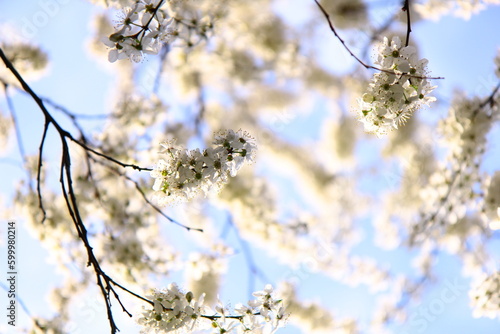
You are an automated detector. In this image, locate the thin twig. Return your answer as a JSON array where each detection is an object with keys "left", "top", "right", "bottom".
[
  {"left": 225, "top": 214, "right": 272, "bottom": 298},
  {"left": 0, "top": 281, "right": 33, "bottom": 317},
  {"left": 95, "top": 157, "right": 204, "bottom": 232},
  {"left": 41, "top": 96, "right": 110, "bottom": 119},
  {"left": 72, "top": 139, "right": 152, "bottom": 171},
  {"left": 59, "top": 145, "right": 121, "bottom": 333},
  {"left": 153, "top": 43, "right": 170, "bottom": 94},
  {"left": 2, "top": 82, "right": 34, "bottom": 191},
  {"left": 313, "top": 0, "right": 443, "bottom": 80},
  {"left": 0, "top": 46, "right": 138, "bottom": 333},
  {"left": 410, "top": 82, "right": 500, "bottom": 245},
  {"left": 0, "top": 51, "right": 150, "bottom": 173},
  {"left": 478, "top": 81, "right": 500, "bottom": 114},
  {"left": 362, "top": 11, "right": 398, "bottom": 59},
  {"left": 403, "top": 0, "right": 412, "bottom": 47},
  {"left": 36, "top": 121, "right": 49, "bottom": 223},
  {"left": 194, "top": 74, "right": 205, "bottom": 136}
]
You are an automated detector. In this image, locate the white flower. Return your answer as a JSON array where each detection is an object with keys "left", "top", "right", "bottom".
[
  {"left": 114, "top": 5, "right": 139, "bottom": 32},
  {"left": 356, "top": 36, "right": 436, "bottom": 136},
  {"left": 103, "top": 0, "right": 178, "bottom": 62},
  {"left": 470, "top": 272, "right": 500, "bottom": 319},
  {"left": 150, "top": 129, "right": 257, "bottom": 206},
  {"left": 137, "top": 283, "right": 286, "bottom": 333},
  {"left": 138, "top": 284, "right": 207, "bottom": 333}
]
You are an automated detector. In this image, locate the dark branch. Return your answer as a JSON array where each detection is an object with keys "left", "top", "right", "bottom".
[
  {"left": 36, "top": 121, "right": 49, "bottom": 223},
  {"left": 0, "top": 46, "right": 155, "bottom": 334},
  {"left": 410, "top": 82, "right": 500, "bottom": 245},
  {"left": 71, "top": 139, "right": 151, "bottom": 171},
  {"left": 94, "top": 159, "right": 203, "bottom": 232},
  {"left": 313, "top": 0, "right": 443, "bottom": 80},
  {"left": 403, "top": 0, "right": 412, "bottom": 47}
]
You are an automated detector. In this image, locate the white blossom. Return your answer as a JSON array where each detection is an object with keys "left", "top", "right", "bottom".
[
  {"left": 356, "top": 36, "right": 436, "bottom": 136},
  {"left": 470, "top": 272, "right": 500, "bottom": 319},
  {"left": 137, "top": 284, "right": 287, "bottom": 333},
  {"left": 103, "top": 0, "right": 216, "bottom": 62},
  {"left": 150, "top": 130, "right": 257, "bottom": 206}
]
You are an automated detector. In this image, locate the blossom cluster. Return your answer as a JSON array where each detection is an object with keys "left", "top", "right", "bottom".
[
  {"left": 150, "top": 129, "right": 257, "bottom": 206},
  {"left": 408, "top": 86, "right": 499, "bottom": 247},
  {"left": 104, "top": 0, "right": 174, "bottom": 62},
  {"left": 277, "top": 282, "right": 357, "bottom": 333},
  {"left": 185, "top": 246, "right": 231, "bottom": 305},
  {"left": 438, "top": 95, "right": 492, "bottom": 157},
  {"left": 470, "top": 272, "right": 500, "bottom": 319},
  {"left": 0, "top": 26, "right": 48, "bottom": 83},
  {"left": 356, "top": 36, "right": 436, "bottom": 136},
  {"left": 138, "top": 283, "right": 205, "bottom": 333},
  {"left": 483, "top": 171, "right": 500, "bottom": 230},
  {"left": 137, "top": 283, "right": 287, "bottom": 333},
  {"left": 414, "top": 0, "right": 500, "bottom": 21},
  {"left": 104, "top": 0, "right": 214, "bottom": 62}
]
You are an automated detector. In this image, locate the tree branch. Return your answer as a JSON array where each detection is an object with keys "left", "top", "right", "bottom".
[
  {"left": 403, "top": 0, "right": 412, "bottom": 47},
  {"left": 313, "top": 0, "right": 443, "bottom": 80}
]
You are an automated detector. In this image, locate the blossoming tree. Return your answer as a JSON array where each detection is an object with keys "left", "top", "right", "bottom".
[{"left": 1, "top": 0, "right": 500, "bottom": 333}]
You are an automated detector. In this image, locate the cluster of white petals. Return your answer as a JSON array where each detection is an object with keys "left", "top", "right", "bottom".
[
  {"left": 0, "top": 24, "right": 49, "bottom": 82},
  {"left": 184, "top": 245, "right": 233, "bottom": 305},
  {"left": 103, "top": 0, "right": 215, "bottom": 62},
  {"left": 5, "top": 0, "right": 500, "bottom": 332},
  {"left": 414, "top": 0, "right": 500, "bottom": 21},
  {"left": 410, "top": 94, "right": 495, "bottom": 242},
  {"left": 278, "top": 282, "right": 357, "bottom": 333},
  {"left": 470, "top": 272, "right": 500, "bottom": 319},
  {"left": 138, "top": 283, "right": 205, "bottom": 333},
  {"left": 137, "top": 283, "right": 286, "bottom": 333},
  {"left": 483, "top": 171, "right": 500, "bottom": 229},
  {"left": 104, "top": 0, "right": 175, "bottom": 62},
  {"left": 356, "top": 36, "right": 436, "bottom": 136},
  {"left": 150, "top": 129, "right": 257, "bottom": 206},
  {"left": 438, "top": 95, "right": 492, "bottom": 156},
  {"left": 231, "top": 284, "right": 287, "bottom": 332}
]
